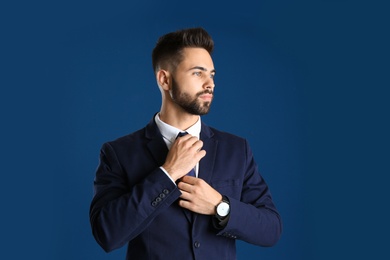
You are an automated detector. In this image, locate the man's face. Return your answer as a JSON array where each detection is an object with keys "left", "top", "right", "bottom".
[{"left": 170, "top": 47, "right": 215, "bottom": 115}]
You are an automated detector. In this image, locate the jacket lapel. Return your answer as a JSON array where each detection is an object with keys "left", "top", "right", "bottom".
[
  {"left": 198, "top": 123, "right": 218, "bottom": 184},
  {"left": 145, "top": 116, "right": 169, "bottom": 166},
  {"left": 193, "top": 123, "right": 218, "bottom": 223}
]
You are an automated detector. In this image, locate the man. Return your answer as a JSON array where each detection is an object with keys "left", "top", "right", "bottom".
[{"left": 90, "top": 27, "right": 282, "bottom": 259}]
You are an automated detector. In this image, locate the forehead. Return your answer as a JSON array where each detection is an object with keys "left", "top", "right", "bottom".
[{"left": 178, "top": 47, "right": 214, "bottom": 70}]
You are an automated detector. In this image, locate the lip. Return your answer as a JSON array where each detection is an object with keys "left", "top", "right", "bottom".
[{"left": 199, "top": 94, "right": 213, "bottom": 100}]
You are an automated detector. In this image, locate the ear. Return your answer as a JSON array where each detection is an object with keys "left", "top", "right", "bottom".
[{"left": 156, "top": 69, "right": 171, "bottom": 91}]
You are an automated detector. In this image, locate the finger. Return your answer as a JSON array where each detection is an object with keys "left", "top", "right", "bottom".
[
  {"left": 172, "top": 135, "right": 192, "bottom": 148},
  {"left": 181, "top": 175, "right": 200, "bottom": 184},
  {"left": 178, "top": 199, "right": 189, "bottom": 209},
  {"left": 178, "top": 180, "right": 194, "bottom": 192},
  {"left": 195, "top": 149, "right": 206, "bottom": 160},
  {"left": 179, "top": 199, "right": 204, "bottom": 214},
  {"left": 190, "top": 140, "right": 204, "bottom": 152},
  {"left": 179, "top": 190, "right": 191, "bottom": 200},
  {"left": 180, "top": 135, "right": 201, "bottom": 145}
]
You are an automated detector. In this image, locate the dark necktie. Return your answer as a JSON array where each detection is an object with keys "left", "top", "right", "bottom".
[{"left": 177, "top": 132, "right": 196, "bottom": 177}]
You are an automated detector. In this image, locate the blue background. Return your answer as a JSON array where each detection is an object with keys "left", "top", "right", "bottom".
[{"left": 1, "top": 0, "right": 389, "bottom": 259}]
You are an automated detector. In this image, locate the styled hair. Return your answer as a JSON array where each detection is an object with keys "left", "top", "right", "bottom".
[{"left": 152, "top": 27, "right": 214, "bottom": 74}]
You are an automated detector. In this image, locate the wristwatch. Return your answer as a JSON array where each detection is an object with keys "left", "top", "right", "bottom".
[{"left": 216, "top": 197, "right": 230, "bottom": 218}]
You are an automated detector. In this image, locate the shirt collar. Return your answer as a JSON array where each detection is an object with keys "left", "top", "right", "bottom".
[{"left": 155, "top": 113, "right": 201, "bottom": 144}]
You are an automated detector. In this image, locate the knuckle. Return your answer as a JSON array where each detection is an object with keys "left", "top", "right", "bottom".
[{"left": 195, "top": 178, "right": 203, "bottom": 185}]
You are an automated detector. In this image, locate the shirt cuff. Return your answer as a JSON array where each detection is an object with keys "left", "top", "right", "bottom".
[{"left": 160, "top": 166, "right": 177, "bottom": 185}]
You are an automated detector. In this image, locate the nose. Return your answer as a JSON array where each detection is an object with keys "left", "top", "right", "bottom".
[{"left": 204, "top": 76, "right": 215, "bottom": 90}]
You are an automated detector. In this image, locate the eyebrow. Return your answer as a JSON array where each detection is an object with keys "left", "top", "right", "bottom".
[{"left": 189, "top": 66, "right": 216, "bottom": 74}]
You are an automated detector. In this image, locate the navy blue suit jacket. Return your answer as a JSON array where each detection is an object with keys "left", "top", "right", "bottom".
[{"left": 90, "top": 116, "right": 282, "bottom": 259}]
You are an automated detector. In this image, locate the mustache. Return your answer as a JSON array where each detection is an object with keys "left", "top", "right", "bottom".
[{"left": 197, "top": 90, "right": 214, "bottom": 96}]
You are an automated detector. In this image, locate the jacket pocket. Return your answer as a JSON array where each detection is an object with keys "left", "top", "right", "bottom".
[{"left": 211, "top": 179, "right": 241, "bottom": 198}]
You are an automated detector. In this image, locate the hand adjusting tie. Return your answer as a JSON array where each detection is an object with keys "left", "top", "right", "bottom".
[{"left": 176, "top": 132, "right": 196, "bottom": 177}]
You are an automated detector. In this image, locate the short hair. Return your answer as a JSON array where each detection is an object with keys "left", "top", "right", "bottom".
[{"left": 152, "top": 27, "right": 214, "bottom": 74}]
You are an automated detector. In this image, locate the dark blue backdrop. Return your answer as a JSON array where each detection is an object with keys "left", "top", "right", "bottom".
[{"left": 1, "top": 0, "right": 389, "bottom": 259}]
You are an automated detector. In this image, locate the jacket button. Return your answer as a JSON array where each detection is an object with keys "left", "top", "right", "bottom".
[
  {"left": 194, "top": 241, "right": 201, "bottom": 248},
  {"left": 151, "top": 201, "right": 157, "bottom": 207},
  {"left": 162, "top": 189, "right": 169, "bottom": 194}
]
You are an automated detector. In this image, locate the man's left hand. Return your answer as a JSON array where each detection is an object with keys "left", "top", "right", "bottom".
[{"left": 178, "top": 176, "right": 222, "bottom": 215}]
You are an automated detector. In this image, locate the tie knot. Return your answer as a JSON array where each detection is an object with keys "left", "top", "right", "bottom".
[{"left": 176, "top": 132, "right": 188, "bottom": 139}]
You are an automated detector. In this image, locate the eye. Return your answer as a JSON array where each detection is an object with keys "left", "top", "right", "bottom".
[
  {"left": 210, "top": 73, "right": 215, "bottom": 79},
  {"left": 193, "top": 71, "right": 202, "bottom": 77}
]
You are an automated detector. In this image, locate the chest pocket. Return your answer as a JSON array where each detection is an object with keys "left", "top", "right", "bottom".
[{"left": 211, "top": 179, "right": 241, "bottom": 199}]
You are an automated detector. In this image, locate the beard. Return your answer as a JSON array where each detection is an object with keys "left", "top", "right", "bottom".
[{"left": 170, "top": 77, "right": 213, "bottom": 116}]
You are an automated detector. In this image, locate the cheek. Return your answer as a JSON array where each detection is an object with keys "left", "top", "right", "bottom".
[
  {"left": 174, "top": 75, "right": 203, "bottom": 95},
  {"left": 177, "top": 74, "right": 200, "bottom": 87},
  {"left": 179, "top": 83, "right": 199, "bottom": 96}
]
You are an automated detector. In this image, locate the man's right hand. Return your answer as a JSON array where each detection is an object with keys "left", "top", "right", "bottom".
[{"left": 162, "top": 134, "right": 206, "bottom": 181}]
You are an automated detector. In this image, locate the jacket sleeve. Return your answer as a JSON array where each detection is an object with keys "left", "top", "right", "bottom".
[
  {"left": 216, "top": 139, "right": 282, "bottom": 247},
  {"left": 89, "top": 142, "right": 181, "bottom": 252}
]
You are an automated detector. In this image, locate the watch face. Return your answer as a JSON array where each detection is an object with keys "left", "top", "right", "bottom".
[{"left": 217, "top": 202, "right": 230, "bottom": 217}]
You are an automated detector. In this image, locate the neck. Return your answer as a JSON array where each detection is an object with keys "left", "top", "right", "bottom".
[{"left": 159, "top": 104, "right": 199, "bottom": 131}]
